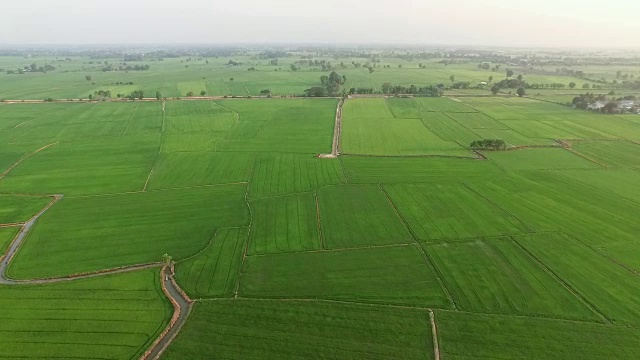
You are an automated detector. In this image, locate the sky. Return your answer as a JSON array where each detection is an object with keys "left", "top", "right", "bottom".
[{"left": 2, "top": 0, "right": 640, "bottom": 48}]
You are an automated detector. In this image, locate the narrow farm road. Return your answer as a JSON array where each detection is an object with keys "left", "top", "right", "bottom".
[
  {"left": 318, "top": 98, "right": 344, "bottom": 158},
  {"left": 142, "top": 266, "right": 193, "bottom": 360}
]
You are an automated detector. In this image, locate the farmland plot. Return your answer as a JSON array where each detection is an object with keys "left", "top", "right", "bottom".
[
  {"left": 515, "top": 232, "right": 640, "bottom": 324},
  {"left": 483, "top": 148, "right": 602, "bottom": 170},
  {"left": 165, "top": 101, "right": 237, "bottom": 133},
  {"left": 422, "top": 112, "right": 480, "bottom": 146},
  {"left": 0, "top": 227, "right": 19, "bottom": 255},
  {"left": 342, "top": 116, "right": 467, "bottom": 156},
  {"left": 571, "top": 140, "right": 640, "bottom": 167},
  {"left": 249, "top": 192, "right": 321, "bottom": 254},
  {"left": 0, "top": 269, "right": 170, "bottom": 359},
  {"left": 340, "top": 156, "right": 502, "bottom": 183},
  {"left": 0, "top": 135, "right": 159, "bottom": 196},
  {"left": 240, "top": 245, "right": 451, "bottom": 307},
  {"left": 163, "top": 299, "right": 434, "bottom": 360},
  {"left": 0, "top": 194, "right": 52, "bottom": 224},
  {"left": 445, "top": 112, "right": 507, "bottom": 129},
  {"left": 7, "top": 185, "right": 249, "bottom": 279},
  {"left": 249, "top": 154, "right": 346, "bottom": 198},
  {"left": 175, "top": 227, "right": 248, "bottom": 298},
  {"left": 317, "top": 185, "right": 413, "bottom": 248},
  {"left": 437, "top": 310, "right": 640, "bottom": 360},
  {"left": 425, "top": 238, "right": 597, "bottom": 319},
  {"left": 384, "top": 184, "right": 529, "bottom": 241},
  {"left": 556, "top": 168, "right": 640, "bottom": 203},
  {"left": 147, "top": 152, "right": 254, "bottom": 189}
]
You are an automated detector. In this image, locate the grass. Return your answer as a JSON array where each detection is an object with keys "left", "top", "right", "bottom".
[
  {"left": 340, "top": 156, "right": 502, "bottom": 183},
  {"left": 425, "top": 237, "right": 598, "bottom": 320},
  {"left": 515, "top": 232, "right": 640, "bottom": 325},
  {"left": 240, "top": 244, "right": 451, "bottom": 307},
  {"left": 248, "top": 154, "right": 346, "bottom": 199},
  {"left": 483, "top": 148, "right": 602, "bottom": 170},
  {"left": 0, "top": 194, "right": 52, "bottom": 224},
  {"left": 571, "top": 140, "right": 640, "bottom": 167},
  {"left": 384, "top": 184, "right": 529, "bottom": 241},
  {"left": 7, "top": 185, "right": 249, "bottom": 279},
  {"left": 249, "top": 192, "right": 321, "bottom": 254},
  {"left": 556, "top": 168, "right": 640, "bottom": 203},
  {"left": 175, "top": 227, "right": 248, "bottom": 298},
  {"left": 0, "top": 269, "right": 170, "bottom": 359},
  {"left": 0, "top": 135, "right": 159, "bottom": 196},
  {"left": 163, "top": 299, "right": 434, "bottom": 360},
  {"left": 317, "top": 185, "right": 413, "bottom": 248},
  {"left": 436, "top": 310, "right": 640, "bottom": 360},
  {"left": 0, "top": 226, "right": 19, "bottom": 255},
  {"left": 342, "top": 98, "right": 468, "bottom": 156},
  {"left": 147, "top": 152, "right": 254, "bottom": 189}
]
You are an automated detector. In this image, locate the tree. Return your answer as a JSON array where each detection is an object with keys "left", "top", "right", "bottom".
[
  {"left": 516, "top": 87, "right": 526, "bottom": 97},
  {"left": 85, "top": 75, "right": 92, "bottom": 81},
  {"left": 290, "top": 64, "right": 299, "bottom": 71},
  {"left": 449, "top": 75, "right": 455, "bottom": 83},
  {"left": 229, "top": 77, "right": 234, "bottom": 81},
  {"left": 569, "top": 82, "right": 577, "bottom": 89},
  {"left": 516, "top": 74, "right": 523, "bottom": 81},
  {"left": 582, "top": 83, "right": 591, "bottom": 89},
  {"left": 186, "top": 91, "right": 194, "bottom": 97},
  {"left": 506, "top": 69, "right": 514, "bottom": 78},
  {"left": 491, "top": 84, "right": 501, "bottom": 95},
  {"left": 260, "top": 89, "right": 271, "bottom": 95},
  {"left": 156, "top": 91, "right": 162, "bottom": 100},
  {"left": 200, "top": 90, "right": 207, "bottom": 96},
  {"left": 602, "top": 102, "right": 618, "bottom": 114},
  {"left": 88, "top": 94, "right": 93, "bottom": 101},
  {"left": 162, "top": 253, "right": 173, "bottom": 266},
  {"left": 488, "top": 76, "right": 494, "bottom": 83}
]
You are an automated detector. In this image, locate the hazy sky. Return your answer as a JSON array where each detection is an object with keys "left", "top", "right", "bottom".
[{"left": 2, "top": 0, "right": 640, "bottom": 47}]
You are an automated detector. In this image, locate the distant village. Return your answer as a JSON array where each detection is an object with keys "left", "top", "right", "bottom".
[{"left": 571, "top": 93, "right": 640, "bottom": 114}]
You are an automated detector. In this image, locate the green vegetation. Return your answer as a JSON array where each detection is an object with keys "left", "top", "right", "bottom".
[
  {"left": 0, "top": 194, "right": 51, "bottom": 223},
  {"left": 0, "top": 226, "right": 19, "bottom": 254},
  {"left": 249, "top": 192, "right": 321, "bottom": 254},
  {"left": 426, "top": 238, "right": 598, "bottom": 320},
  {"left": 175, "top": 227, "right": 248, "bottom": 298},
  {"left": 163, "top": 299, "right": 434, "bottom": 360},
  {"left": 437, "top": 310, "right": 640, "bottom": 360},
  {"left": 384, "top": 184, "right": 529, "bottom": 241},
  {"left": 3, "top": 69, "right": 640, "bottom": 359},
  {"left": 8, "top": 185, "right": 249, "bottom": 278},
  {"left": 0, "top": 269, "right": 170, "bottom": 359},
  {"left": 317, "top": 185, "right": 413, "bottom": 248},
  {"left": 240, "top": 244, "right": 451, "bottom": 307}
]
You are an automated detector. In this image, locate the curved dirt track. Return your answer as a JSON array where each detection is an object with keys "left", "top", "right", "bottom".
[{"left": 0, "top": 193, "right": 192, "bottom": 359}]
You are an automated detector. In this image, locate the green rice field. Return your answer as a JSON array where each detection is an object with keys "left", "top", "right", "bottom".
[{"left": 2, "top": 93, "right": 640, "bottom": 358}]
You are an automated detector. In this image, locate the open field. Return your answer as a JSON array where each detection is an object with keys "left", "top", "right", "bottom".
[
  {"left": 0, "top": 269, "right": 170, "bottom": 359},
  {"left": 240, "top": 244, "right": 451, "bottom": 307},
  {"left": 437, "top": 310, "right": 640, "bottom": 360},
  {"left": 7, "top": 185, "right": 249, "bottom": 279},
  {"left": 175, "top": 227, "right": 248, "bottom": 299},
  {"left": 2, "top": 93, "right": 640, "bottom": 358},
  {"left": 163, "top": 299, "right": 434, "bottom": 360}
]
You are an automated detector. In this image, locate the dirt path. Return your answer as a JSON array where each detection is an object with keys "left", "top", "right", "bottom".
[
  {"left": 142, "top": 266, "right": 193, "bottom": 360},
  {"left": 318, "top": 98, "right": 344, "bottom": 158},
  {"left": 429, "top": 310, "right": 441, "bottom": 360}
]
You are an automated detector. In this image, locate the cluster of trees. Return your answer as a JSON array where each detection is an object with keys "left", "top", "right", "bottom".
[
  {"left": 90, "top": 90, "right": 112, "bottom": 100},
  {"left": 470, "top": 139, "right": 507, "bottom": 151},
  {"left": 110, "top": 81, "right": 135, "bottom": 85},
  {"left": 185, "top": 91, "right": 207, "bottom": 97},
  {"left": 120, "top": 90, "right": 144, "bottom": 100},
  {"left": 227, "top": 60, "right": 243, "bottom": 66},
  {"left": 101, "top": 64, "right": 150, "bottom": 72},
  {"left": 293, "top": 59, "right": 336, "bottom": 71},
  {"left": 381, "top": 83, "right": 442, "bottom": 96},
  {"left": 571, "top": 93, "right": 607, "bottom": 109},
  {"left": 6, "top": 63, "right": 56, "bottom": 74},
  {"left": 304, "top": 71, "right": 346, "bottom": 97}
]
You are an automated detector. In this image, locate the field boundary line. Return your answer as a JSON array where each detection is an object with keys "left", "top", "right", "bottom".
[
  {"left": 221, "top": 296, "right": 435, "bottom": 310},
  {"left": 314, "top": 191, "right": 326, "bottom": 250},
  {"left": 510, "top": 235, "right": 611, "bottom": 324},
  {"left": 429, "top": 310, "right": 441, "bottom": 360},
  {"left": 142, "top": 101, "right": 166, "bottom": 192},
  {"left": 245, "top": 242, "right": 414, "bottom": 257},
  {"left": 122, "top": 102, "right": 140, "bottom": 135},
  {"left": 0, "top": 142, "right": 59, "bottom": 181},
  {"left": 233, "top": 158, "right": 256, "bottom": 298},
  {"left": 67, "top": 182, "right": 249, "bottom": 199},
  {"left": 378, "top": 184, "right": 457, "bottom": 310}
]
